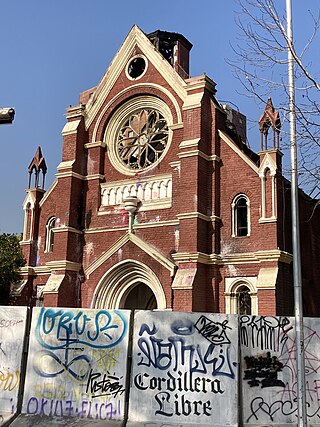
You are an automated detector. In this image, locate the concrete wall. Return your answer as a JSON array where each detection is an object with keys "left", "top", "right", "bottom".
[
  {"left": 3, "top": 307, "right": 320, "bottom": 426},
  {"left": 240, "top": 315, "right": 320, "bottom": 425},
  {"left": 14, "top": 307, "right": 131, "bottom": 425},
  {"left": 0, "top": 306, "right": 28, "bottom": 426},
  {"left": 129, "top": 311, "right": 239, "bottom": 427}
]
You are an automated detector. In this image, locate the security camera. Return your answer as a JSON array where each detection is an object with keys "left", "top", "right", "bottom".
[{"left": 0, "top": 108, "right": 15, "bottom": 124}]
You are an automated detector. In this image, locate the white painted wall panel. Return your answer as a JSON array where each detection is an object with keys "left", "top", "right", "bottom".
[{"left": 0, "top": 306, "right": 28, "bottom": 425}]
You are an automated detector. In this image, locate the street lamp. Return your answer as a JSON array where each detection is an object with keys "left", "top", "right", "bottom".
[
  {"left": 123, "top": 196, "right": 139, "bottom": 233},
  {"left": 0, "top": 107, "right": 15, "bottom": 124}
]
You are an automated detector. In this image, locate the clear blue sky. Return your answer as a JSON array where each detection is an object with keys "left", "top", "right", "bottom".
[{"left": 0, "top": 1, "right": 313, "bottom": 233}]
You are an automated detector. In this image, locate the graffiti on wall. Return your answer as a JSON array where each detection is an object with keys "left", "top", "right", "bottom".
[
  {"left": 130, "top": 312, "right": 238, "bottom": 425},
  {"left": 21, "top": 307, "right": 130, "bottom": 421},
  {"left": 241, "top": 315, "right": 320, "bottom": 424},
  {"left": 0, "top": 306, "right": 28, "bottom": 420},
  {"left": 6, "top": 307, "right": 320, "bottom": 425}
]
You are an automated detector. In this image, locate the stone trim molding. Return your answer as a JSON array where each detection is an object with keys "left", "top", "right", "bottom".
[
  {"left": 56, "top": 171, "right": 85, "bottom": 180},
  {"left": 85, "top": 231, "right": 175, "bottom": 278},
  {"left": 53, "top": 226, "right": 83, "bottom": 235},
  {"left": 55, "top": 171, "right": 105, "bottom": 181},
  {"left": 225, "top": 276, "right": 258, "bottom": 315},
  {"left": 171, "top": 267, "right": 197, "bottom": 290},
  {"left": 179, "top": 138, "right": 200, "bottom": 149},
  {"left": 183, "top": 74, "right": 216, "bottom": 94},
  {"left": 177, "top": 212, "right": 220, "bottom": 222},
  {"left": 61, "top": 120, "right": 81, "bottom": 136},
  {"left": 104, "top": 95, "right": 173, "bottom": 176},
  {"left": 100, "top": 173, "right": 172, "bottom": 210},
  {"left": 22, "top": 190, "right": 36, "bottom": 242},
  {"left": 57, "top": 160, "right": 75, "bottom": 170},
  {"left": 91, "top": 259, "right": 167, "bottom": 310},
  {"left": 177, "top": 149, "right": 220, "bottom": 162},
  {"left": 172, "top": 249, "right": 292, "bottom": 265},
  {"left": 182, "top": 91, "right": 205, "bottom": 111},
  {"left": 91, "top": 84, "right": 183, "bottom": 143},
  {"left": 39, "top": 180, "right": 57, "bottom": 207},
  {"left": 85, "top": 219, "right": 179, "bottom": 231},
  {"left": 84, "top": 141, "right": 107, "bottom": 149},
  {"left": 42, "top": 274, "right": 65, "bottom": 295},
  {"left": 172, "top": 252, "right": 211, "bottom": 264},
  {"left": 85, "top": 25, "right": 186, "bottom": 130},
  {"left": 259, "top": 153, "right": 278, "bottom": 220},
  {"left": 220, "top": 250, "right": 292, "bottom": 265},
  {"left": 219, "top": 130, "right": 259, "bottom": 174},
  {"left": 46, "top": 260, "right": 81, "bottom": 272},
  {"left": 169, "top": 123, "right": 184, "bottom": 130}
]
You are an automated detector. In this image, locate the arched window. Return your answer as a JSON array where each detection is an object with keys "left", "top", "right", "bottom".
[
  {"left": 225, "top": 278, "right": 258, "bottom": 315},
  {"left": 236, "top": 285, "right": 252, "bottom": 315},
  {"left": 258, "top": 153, "right": 277, "bottom": 222},
  {"left": 23, "top": 202, "right": 32, "bottom": 241},
  {"left": 22, "top": 192, "right": 36, "bottom": 242},
  {"left": 45, "top": 217, "right": 56, "bottom": 252},
  {"left": 232, "top": 195, "right": 250, "bottom": 237}
]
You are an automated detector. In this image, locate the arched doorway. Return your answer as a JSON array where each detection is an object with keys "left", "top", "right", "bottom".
[
  {"left": 91, "top": 260, "right": 166, "bottom": 310},
  {"left": 121, "top": 282, "right": 157, "bottom": 310}
]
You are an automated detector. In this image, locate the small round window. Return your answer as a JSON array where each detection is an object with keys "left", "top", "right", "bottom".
[{"left": 127, "top": 56, "right": 147, "bottom": 80}]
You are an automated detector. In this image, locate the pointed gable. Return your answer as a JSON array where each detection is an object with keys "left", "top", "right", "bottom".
[
  {"left": 85, "top": 231, "right": 175, "bottom": 278},
  {"left": 83, "top": 25, "right": 189, "bottom": 130},
  {"left": 22, "top": 190, "right": 36, "bottom": 211},
  {"left": 258, "top": 152, "right": 278, "bottom": 177}
]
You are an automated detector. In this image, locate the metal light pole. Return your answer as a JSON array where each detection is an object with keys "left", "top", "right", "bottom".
[{"left": 286, "top": 0, "right": 307, "bottom": 425}]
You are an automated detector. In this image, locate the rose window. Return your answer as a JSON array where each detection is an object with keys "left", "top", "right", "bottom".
[{"left": 117, "top": 109, "right": 169, "bottom": 170}]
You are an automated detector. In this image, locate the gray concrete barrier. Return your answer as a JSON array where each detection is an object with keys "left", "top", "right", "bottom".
[
  {"left": 0, "top": 306, "right": 28, "bottom": 427},
  {"left": 240, "top": 315, "right": 320, "bottom": 426},
  {"left": 10, "top": 307, "right": 131, "bottom": 426},
  {"left": 127, "top": 311, "right": 239, "bottom": 427},
  {"left": 4, "top": 307, "right": 320, "bottom": 426}
]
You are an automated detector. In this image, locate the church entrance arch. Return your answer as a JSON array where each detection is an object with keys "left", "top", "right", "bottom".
[
  {"left": 91, "top": 260, "right": 166, "bottom": 310},
  {"left": 121, "top": 282, "right": 157, "bottom": 310}
]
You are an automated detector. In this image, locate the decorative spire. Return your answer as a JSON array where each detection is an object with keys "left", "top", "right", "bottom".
[
  {"left": 259, "top": 98, "right": 281, "bottom": 150},
  {"left": 28, "top": 147, "right": 47, "bottom": 189}
]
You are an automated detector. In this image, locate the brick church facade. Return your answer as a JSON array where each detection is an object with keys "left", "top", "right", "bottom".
[{"left": 13, "top": 26, "right": 320, "bottom": 315}]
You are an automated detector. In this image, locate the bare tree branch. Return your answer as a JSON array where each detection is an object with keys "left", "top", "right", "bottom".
[{"left": 228, "top": 0, "right": 320, "bottom": 195}]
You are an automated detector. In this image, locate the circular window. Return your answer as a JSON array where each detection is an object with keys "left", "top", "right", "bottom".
[
  {"left": 117, "top": 109, "right": 169, "bottom": 170},
  {"left": 126, "top": 56, "right": 147, "bottom": 80},
  {"left": 105, "top": 96, "right": 173, "bottom": 175}
]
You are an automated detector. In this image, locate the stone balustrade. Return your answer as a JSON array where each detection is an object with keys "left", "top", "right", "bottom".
[{"left": 100, "top": 173, "right": 172, "bottom": 210}]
